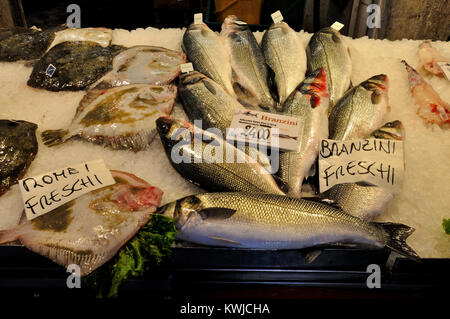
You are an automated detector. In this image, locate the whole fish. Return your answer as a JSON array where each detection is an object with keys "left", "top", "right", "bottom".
[
  {"left": 277, "top": 68, "right": 329, "bottom": 198},
  {"left": 41, "top": 84, "right": 177, "bottom": 151},
  {"left": 329, "top": 74, "right": 390, "bottom": 140},
  {"left": 158, "top": 192, "right": 419, "bottom": 261},
  {"left": 182, "top": 23, "right": 234, "bottom": 95},
  {"left": 220, "top": 15, "right": 276, "bottom": 111},
  {"left": 417, "top": 41, "right": 448, "bottom": 77},
  {"left": 179, "top": 71, "right": 244, "bottom": 134},
  {"left": 306, "top": 27, "right": 352, "bottom": 112},
  {"left": 0, "top": 170, "right": 163, "bottom": 276},
  {"left": 324, "top": 121, "right": 404, "bottom": 220},
  {"left": 0, "top": 120, "right": 38, "bottom": 196},
  {"left": 156, "top": 117, "right": 284, "bottom": 195},
  {"left": 27, "top": 41, "right": 125, "bottom": 91},
  {"left": 262, "top": 21, "right": 307, "bottom": 105},
  {"left": 402, "top": 60, "right": 449, "bottom": 127},
  {"left": 93, "top": 46, "right": 187, "bottom": 89}
]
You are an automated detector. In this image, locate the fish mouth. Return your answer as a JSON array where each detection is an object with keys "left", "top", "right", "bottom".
[
  {"left": 372, "top": 120, "right": 405, "bottom": 140},
  {"left": 363, "top": 74, "right": 389, "bottom": 91},
  {"left": 180, "top": 71, "right": 205, "bottom": 86}
]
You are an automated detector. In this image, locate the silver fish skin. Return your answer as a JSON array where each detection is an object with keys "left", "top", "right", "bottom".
[
  {"left": 182, "top": 23, "right": 235, "bottom": 95},
  {"left": 220, "top": 15, "right": 276, "bottom": 111},
  {"left": 306, "top": 27, "right": 352, "bottom": 112},
  {"left": 277, "top": 68, "right": 329, "bottom": 198},
  {"left": 325, "top": 121, "right": 404, "bottom": 221},
  {"left": 156, "top": 117, "right": 284, "bottom": 195},
  {"left": 41, "top": 84, "right": 177, "bottom": 151},
  {"left": 178, "top": 71, "right": 244, "bottom": 134},
  {"left": 0, "top": 170, "right": 163, "bottom": 276},
  {"left": 262, "top": 21, "right": 307, "bottom": 105},
  {"left": 329, "top": 74, "right": 390, "bottom": 140},
  {"left": 158, "top": 192, "right": 419, "bottom": 261}
]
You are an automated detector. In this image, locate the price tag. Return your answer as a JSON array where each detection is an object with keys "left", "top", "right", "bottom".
[
  {"left": 194, "top": 13, "right": 203, "bottom": 24},
  {"left": 45, "top": 64, "right": 56, "bottom": 77},
  {"left": 19, "top": 159, "right": 116, "bottom": 220},
  {"left": 318, "top": 139, "right": 404, "bottom": 193},
  {"left": 180, "top": 62, "right": 194, "bottom": 73},
  {"left": 437, "top": 62, "right": 450, "bottom": 81},
  {"left": 226, "top": 109, "right": 301, "bottom": 151},
  {"left": 271, "top": 10, "right": 283, "bottom": 24},
  {"left": 330, "top": 21, "right": 344, "bottom": 31}
]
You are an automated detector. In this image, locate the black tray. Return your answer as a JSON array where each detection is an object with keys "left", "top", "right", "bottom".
[{"left": 1, "top": 245, "right": 448, "bottom": 300}]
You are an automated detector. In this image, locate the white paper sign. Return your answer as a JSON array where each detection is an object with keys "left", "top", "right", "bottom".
[
  {"left": 318, "top": 139, "right": 404, "bottom": 193},
  {"left": 226, "top": 109, "right": 301, "bottom": 151},
  {"left": 330, "top": 21, "right": 344, "bottom": 31},
  {"left": 19, "top": 159, "right": 116, "bottom": 220},
  {"left": 437, "top": 62, "right": 450, "bottom": 81},
  {"left": 194, "top": 13, "right": 203, "bottom": 24},
  {"left": 271, "top": 10, "right": 283, "bottom": 24},
  {"left": 180, "top": 62, "right": 194, "bottom": 73}
]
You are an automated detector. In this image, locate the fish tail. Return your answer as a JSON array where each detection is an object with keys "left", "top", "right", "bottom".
[
  {"left": 41, "top": 129, "right": 69, "bottom": 146},
  {"left": 374, "top": 222, "right": 420, "bottom": 262},
  {"left": 0, "top": 228, "right": 19, "bottom": 244}
]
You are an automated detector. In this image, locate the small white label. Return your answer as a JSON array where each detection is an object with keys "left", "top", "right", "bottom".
[
  {"left": 180, "top": 62, "right": 194, "bottom": 73},
  {"left": 194, "top": 13, "right": 203, "bottom": 24},
  {"left": 330, "top": 21, "right": 344, "bottom": 31},
  {"left": 45, "top": 64, "right": 56, "bottom": 77},
  {"left": 318, "top": 139, "right": 404, "bottom": 193},
  {"left": 19, "top": 159, "right": 116, "bottom": 220},
  {"left": 226, "top": 109, "right": 301, "bottom": 151},
  {"left": 271, "top": 10, "right": 284, "bottom": 24},
  {"left": 437, "top": 62, "right": 450, "bottom": 81}
]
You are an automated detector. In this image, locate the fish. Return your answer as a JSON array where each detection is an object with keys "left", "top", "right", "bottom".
[
  {"left": 178, "top": 71, "right": 244, "bottom": 135},
  {"left": 402, "top": 60, "right": 450, "bottom": 127},
  {"left": 93, "top": 46, "right": 187, "bottom": 89},
  {"left": 158, "top": 192, "right": 420, "bottom": 261},
  {"left": 27, "top": 41, "right": 125, "bottom": 91},
  {"left": 306, "top": 27, "right": 352, "bottom": 112},
  {"left": 261, "top": 21, "right": 307, "bottom": 105},
  {"left": 329, "top": 74, "right": 390, "bottom": 140},
  {"left": 324, "top": 121, "right": 404, "bottom": 220},
  {"left": 156, "top": 117, "right": 284, "bottom": 195},
  {"left": 0, "top": 120, "right": 38, "bottom": 196},
  {"left": 220, "top": 15, "right": 276, "bottom": 111},
  {"left": 48, "top": 27, "right": 113, "bottom": 50},
  {"left": 182, "top": 23, "right": 235, "bottom": 95},
  {"left": 0, "top": 26, "right": 65, "bottom": 62},
  {"left": 0, "top": 170, "right": 163, "bottom": 276},
  {"left": 276, "top": 68, "right": 329, "bottom": 198},
  {"left": 41, "top": 84, "right": 177, "bottom": 151},
  {"left": 418, "top": 41, "right": 448, "bottom": 77}
]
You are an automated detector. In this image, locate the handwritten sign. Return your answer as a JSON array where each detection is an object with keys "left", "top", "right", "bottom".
[
  {"left": 330, "top": 21, "right": 344, "bottom": 31},
  {"left": 226, "top": 109, "right": 301, "bottom": 151},
  {"left": 180, "top": 62, "right": 194, "bottom": 73},
  {"left": 194, "top": 13, "right": 203, "bottom": 24},
  {"left": 318, "top": 139, "right": 404, "bottom": 193},
  {"left": 19, "top": 159, "right": 115, "bottom": 220},
  {"left": 271, "top": 10, "right": 283, "bottom": 24}
]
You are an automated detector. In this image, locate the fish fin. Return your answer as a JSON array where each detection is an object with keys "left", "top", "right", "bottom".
[
  {"left": 373, "top": 222, "right": 421, "bottom": 262},
  {"left": 303, "top": 249, "right": 322, "bottom": 264},
  {"left": 41, "top": 129, "right": 69, "bottom": 146},
  {"left": 198, "top": 207, "right": 237, "bottom": 221},
  {"left": 207, "top": 236, "right": 242, "bottom": 246},
  {"left": 0, "top": 228, "right": 20, "bottom": 244}
]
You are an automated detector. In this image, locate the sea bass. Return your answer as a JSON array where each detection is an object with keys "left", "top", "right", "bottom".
[
  {"left": 41, "top": 84, "right": 177, "bottom": 151},
  {"left": 158, "top": 192, "right": 419, "bottom": 260},
  {"left": 262, "top": 21, "right": 307, "bottom": 105},
  {"left": 324, "top": 121, "right": 404, "bottom": 220},
  {"left": 306, "top": 27, "right": 352, "bottom": 112},
  {"left": 182, "top": 23, "right": 234, "bottom": 95},
  {"left": 276, "top": 68, "right": 329, "bottom": 198},
  {"left": 156, "top": 117, "right": 284, "bottom": 195},
  {"left": 402, "top": 60, "right": 449, "bottom": 127},
  {"left": 93, "top": 46, "right": 186, "bottom": 89},
  {"left": 220, "top": 15, "right": 276, "bottom": 111},
  {"left": 0, "top": 120, "right": 38, "bottom": 196},
  {"left": 0, "top": 170, "right": 163, "bottom": 276},
  {"left": 329, "top": 74, "right": 390, "bottom": 140}
]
